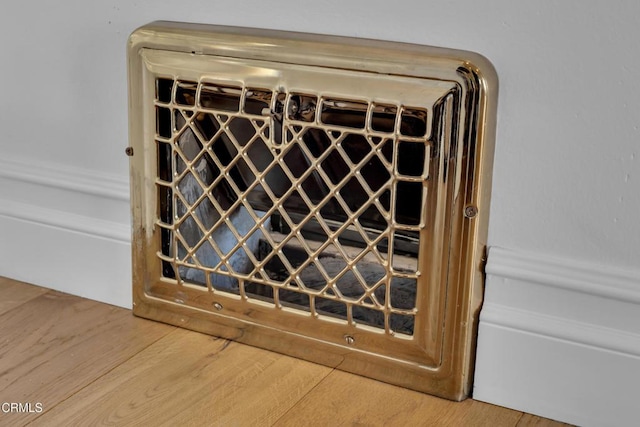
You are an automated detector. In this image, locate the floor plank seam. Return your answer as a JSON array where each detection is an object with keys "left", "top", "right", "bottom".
[
  {"left": 513, "top": 411, "right": 526, "bottom": 426},
  {"left": 0, "top": 288, "right": 54, "bottom": 318},
  {"left": 22, "top": 324, "right": 178, "bottom": 425},
  {"left": 270, "top": 367, "right": 337, "bottom": 426}
]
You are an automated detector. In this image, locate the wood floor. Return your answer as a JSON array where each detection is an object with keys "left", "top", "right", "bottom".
[{"left": 0, "top": 276, "right": 569, "bottom": 426}]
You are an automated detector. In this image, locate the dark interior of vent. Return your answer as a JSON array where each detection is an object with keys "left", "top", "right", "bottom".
[
  {"left": 156, "top": 107, "right": 172, "bottom": 138},
  {"left": 400, "top": 108, "right": 428, "bottom": 137},
  {"left": 398, "top": 141, "right": 426, "bottom": 176},
  {"left": 200, "top": 84, "right": 242, "bottom": 111},
  {"left": 371, "top": 104, "right": 397, "bottom": 132},
  {"left": 175, "top": 81, "right": 197, "bottom": 106},
  {"left": 288, "top": 94, "right": 317, "bottom": 122},
  {"left": 156, "top": 78, "right": 173, "bottom": 103},
  {"left": 321, "top": 98, "right": 368, "bottom": 129},
  {"left": 244, "top": 89, "right": 272, "bottom": 115}
]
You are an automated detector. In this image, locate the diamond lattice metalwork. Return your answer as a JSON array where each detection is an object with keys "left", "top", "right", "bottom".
[{"left": 155, "top": 79, "right": 429, "bottom": 336}]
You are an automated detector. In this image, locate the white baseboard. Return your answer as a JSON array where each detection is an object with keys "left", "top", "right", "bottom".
[
  {"left": 0, "top": 199, "right": 130, "bottom": 243},
  {"left": 474, "top": 247, "right": 640, "bottom": 427},
  {"left": 0, "top": 156, "right": 132, "bottom": 308}
]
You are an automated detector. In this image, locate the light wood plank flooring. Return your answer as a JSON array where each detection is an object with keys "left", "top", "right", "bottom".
[{"left": 0, "top": 277, "right": 569, "bottom": 426}]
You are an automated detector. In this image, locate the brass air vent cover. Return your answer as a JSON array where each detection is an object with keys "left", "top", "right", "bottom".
[{"left": 127, "top": 21, "right": 497, "bottom": 400}]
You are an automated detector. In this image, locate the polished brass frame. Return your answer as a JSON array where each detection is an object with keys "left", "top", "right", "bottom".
[{"left": 127, "top": 21, "right": 497, "bottom": 400}]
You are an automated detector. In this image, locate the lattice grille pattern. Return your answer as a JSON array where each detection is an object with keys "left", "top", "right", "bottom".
[{"left": 154, "top": 78, "right": 432, "bottom": 336}]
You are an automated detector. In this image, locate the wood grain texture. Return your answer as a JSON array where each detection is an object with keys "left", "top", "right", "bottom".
[
  {"left": 31, "top": 328, "right": 332, "bottom": 426},
  {"left": 0, "top": 289, "right": 173, "bottom": 426},
  {"left": 274, "top": 369, "right": 523, "bottom": 427},
  {"left": 0, "top": 278, "right": 568, "bottom": 426},
  {"left": 0, "top": 276, "right": 49, "bottom": 315}
]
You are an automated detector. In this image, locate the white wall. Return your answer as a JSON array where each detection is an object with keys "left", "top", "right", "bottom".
[{"left": 1, "top": 1, "right": 638, "bottom": 425}]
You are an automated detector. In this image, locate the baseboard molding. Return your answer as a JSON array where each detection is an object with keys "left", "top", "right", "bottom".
[
  {"left": 474, "top": 246, "right": 640, "bottom": 427},
  {"left": 0, "top": 156, "right": 129, "bottom": 202},
  {"left": 486, "top": 246, "right": 640, "bottom": 304},
  {"left": 0, "top": 156, "right": 132, "bottom": 308},
  {"left": 0, "top": 199, "right": 130, "bottom": 243},
  {"left": 480, "top": 302, "right": 640, "bottom": 360}
]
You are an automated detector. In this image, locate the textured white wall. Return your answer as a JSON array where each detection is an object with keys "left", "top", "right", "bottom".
[{"left": 1, "top": 0, "right": 638, "bottom": 271}]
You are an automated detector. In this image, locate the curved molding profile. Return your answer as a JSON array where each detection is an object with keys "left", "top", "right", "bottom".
[
  {"left": 475, "top": 246, "right": 640, "bottom": 427},
  {"left": 0, "top": 199, "right": 130, "bottom": 243},
  {"left": 0, "top": 156, "right": 129, "bottom": 202},
  {"left": 480, "top": 302, "right": 640, "bottom": 359},
  {"left": 486, "top": 246, "right": 640, "bottom": 305},
  {"left": 0, "top": 155, "right": 130, "bottom": 243}
]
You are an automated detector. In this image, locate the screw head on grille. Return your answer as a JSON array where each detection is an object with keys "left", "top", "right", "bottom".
[{"left": 464, "top": 205, "right": 478, "bottom": 218}]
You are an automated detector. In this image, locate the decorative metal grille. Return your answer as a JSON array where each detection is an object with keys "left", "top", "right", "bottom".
[
  {"left": 128, "top": 21, "right": 497, "bottom": 400},
  {"left": 155, "top": 78, "right": 437, "bottom": 336}
]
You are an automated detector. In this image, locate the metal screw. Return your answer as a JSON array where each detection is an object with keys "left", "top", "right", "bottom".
[
  {"left": 213, "top": 302, "right": 223, "bottom": 311},
  {"left": 344, "top": 335, "right": 355, "bottom": 345},
  {"left": 125, "top": 147, "right": 134, "bottom": 156},
  {"left": 464, "top": 205, "right": 478, "bottom": 218}
]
